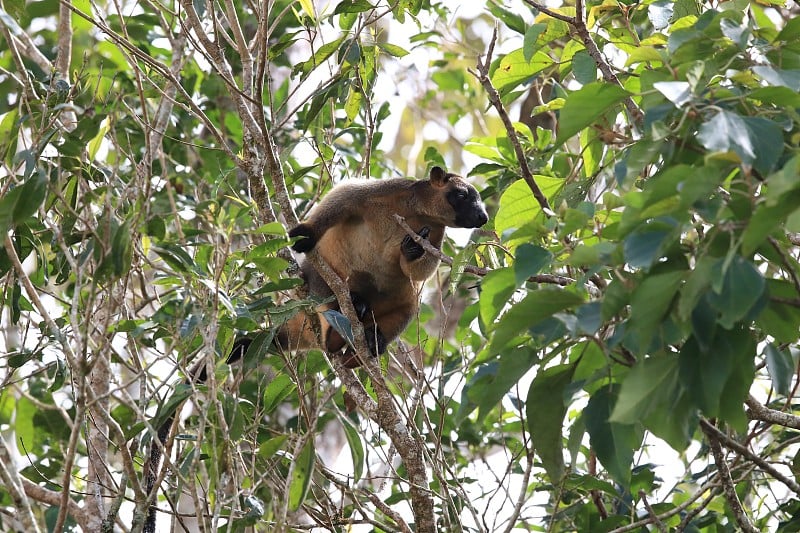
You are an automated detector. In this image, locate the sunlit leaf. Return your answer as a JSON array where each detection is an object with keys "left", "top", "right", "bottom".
[
  {"left": 555, "top": 83, "right": 630, "bottom": 145},
  {"left": 491, "top": 48, "right": 553, "bottom": 94}
]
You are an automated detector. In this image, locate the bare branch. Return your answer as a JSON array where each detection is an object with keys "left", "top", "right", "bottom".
[
  {"left": 699, "top": 418, "right": 800, "bottom": 496},
  {"left": 54, "top": 0, "right": 73, "bottom": 80},
  {"left": 638, "top": 490, "right": 667, "bottom": 533},
  {"left": 701, "top": 421, "right": 759, "bottom": 533},
  {"left": 0, "top": 435, "right": 42, "bottom": 532},
  {"left": 746, "top": 395, "right": 800, "bottom": 430}
]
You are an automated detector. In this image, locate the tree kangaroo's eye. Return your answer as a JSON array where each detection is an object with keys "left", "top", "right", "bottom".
[{"left": 456, "top": 190, "right": 468, "bottom": 200}]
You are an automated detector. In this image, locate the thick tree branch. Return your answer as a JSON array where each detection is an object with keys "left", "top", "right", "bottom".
[
  {"left": 54, "top": 0, "right": 73, "bottom": 80},
  {"left": 302, "top": 250, "right": 435, "bottom": 532},
  {"left": 746, "top": 395, "right": 800, "bottom": 429},
  {"left": 469, "top": 27, "right": 552, "bottom": 214}
]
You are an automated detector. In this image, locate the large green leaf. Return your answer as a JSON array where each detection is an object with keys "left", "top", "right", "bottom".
[
  {"left": 479, "top": 267, "right": 516, "bottom": 325},
  {"left": 585, "top": 385, "right": 641, "bottom": 487},
  {"left": 555, "top": 83, "right": 630, "bottom": 145},
  {"left": 495, "top": 178, "right": 564, "bottom": 237},
  {"left": 527, "top": 363, "right": 576, "bottom": 484},
  {"left": 705, "top": 256, "right": 765, "bottom": 329},
  {"left": 611, "top": 355, "right": 681, "bottom": 425},
  {"left": 623, "top": 217, "right": 679, "bottom": 269},
  {"left": 680, "top": 328, "right": 755, "bottom": 429},
  {"left": 263, "top": 374, "right": 297, "bottom": 414},
  {"left": 490, "top": 289, "right": 585, "bottom": 354},
  {"left": 458, "top": 348, "right": 538, "bottom": 421},
  {"left": 491, "top": 48, "right": 553, "bottom": 94},
  {"left": 628, "top": 270, "right": 685, "bottom": 346}
]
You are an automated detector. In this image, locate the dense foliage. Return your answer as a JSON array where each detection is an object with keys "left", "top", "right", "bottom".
[{"left": 2, "top": 0, "right": 800, "bottom": 531}]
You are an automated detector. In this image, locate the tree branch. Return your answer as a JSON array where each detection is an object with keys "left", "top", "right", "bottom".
[
  {"left": 699, "top": 418, "right": 800, "bottom": 496},
  {"left": 701, "top": 421, "right": 759, "bottom": 533},
  {"left": 392, "top": 214, "right": 578, "bottom": 288},
  {"left": 746, "top": 395, "right": 800, "bottom": 430},
  {"left": 522, "top": 0, "right": 643, "bottom": 128},
  {"left": 0, "top": 434, "right": 41, "bottom": 533},
  {"left": 469, "top": 27, "right": 552, "bottom": 214},
  {"left": 302, "top": 250, "right": 435, "bottom": 532}
]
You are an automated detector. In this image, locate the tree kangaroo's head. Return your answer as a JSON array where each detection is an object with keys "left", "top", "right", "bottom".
[{"left": 424, "top": 166, "right": 488, "bottom": 229}]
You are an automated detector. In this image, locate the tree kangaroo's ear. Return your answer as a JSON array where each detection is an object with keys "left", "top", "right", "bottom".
[{"left": 429, "top": 166, "right": 450, "bottom": 187}]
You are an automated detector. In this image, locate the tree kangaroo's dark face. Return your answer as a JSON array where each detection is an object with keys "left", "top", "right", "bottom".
[{"left": 446, "top": 180, "right": 489, "bottom": 228}]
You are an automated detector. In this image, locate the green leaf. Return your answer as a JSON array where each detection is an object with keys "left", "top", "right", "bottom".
[
  {"left": 151, "top": 383, "right": 194, "bottom": 431},
  {"left": 611, "top": 355, "right": 680, "bottom": 424},
  {"left": 653, "top": 81, "right": 692, "bottom": 107},
  {"left": 111, "top": 219, "right": 133, "bottom": 278},
  {"left": 377, "top": 42, "right": 409, "bottom": 58},
  {"left": 523, "top": 23, "right": 547, "bottom": 62},
  {"left": 487, "top": 0, "right": 526, "bottom": 34},
  {"left": 293, "top": 37, "right": 346, "bottom": 79},
  {"left": 623, "top": 218, "right": 678, "bottom": 269},
  {"left": 628, "top": 270, "right": 684, "bottom": 345},
  {"left": 555, "top": 83, "right": 630, "bottom": 145},
  {"left": 288, "top": 438, "right": 315, "bottom": 511},
  {"left": 698, "top": 109, "right": 751, "bottom": 158},
  {"left": 475, "top": 349, "right": 538, "bottom": 420},
  {"left": 571, "top": 50, "right": 597, "bottom": 84},
  {"left": 491, "top": 48, "right": 553, "bottom": 94},
  {"left": 742, "top": 190, "right": 800, "bottom": 255},
  {"left": 11, "top": 172, "right": 48, "bottom": 225},
  {"left": 263, "top": 374, "right": 297, "bottom": 414},
  {"left": 765, "top": 343, "right": 793, "bottom": 396},
  {"left": 495, "top": 177, "right": 564, "bottom": 236},
  {"left": 526, "top": 363, "right": 576, "bottom": 483},
  {"left": 706, "top": 256, "right": 765, "bottom": 329},
  {"left": 585, "top": 385, "right": 641, "bottom": 487},
  {"left": 340, "top": 415, "right": 365, "bottom": 481},
  {"left": 490, "top": 289, "right": 584, "bottom": 354},
  {"left": 680, "top": 328, "right": 754, "bottom": 428},
  {"left": 756, "top": 280, "right": 800, "bottom": 343},
  {"left": 752, "top": 65, "right": 800, "bottom": 90},
  {"left": 742, "top": 116, "right": 784, "bottom": 175},
  {"left": 333, "top": 0, "right": 374, "bottom": 14},
  {"left": 479, "top": 267, "right": 516, "bottom": 325},
  {"left": 514, "top": 244, "right": 553, "bottom": 286},
  {"left": 15, "top": 396, "right": 36, "bottom": 454}
]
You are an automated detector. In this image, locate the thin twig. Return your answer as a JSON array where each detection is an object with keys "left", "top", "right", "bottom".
[{"left": 638, "top": 490, "right": 667, "bottom": 533}]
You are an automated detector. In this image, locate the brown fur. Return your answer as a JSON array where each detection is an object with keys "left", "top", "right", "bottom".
[{"left": 281, "top": 166, "right": 488, "bottom": 364}]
